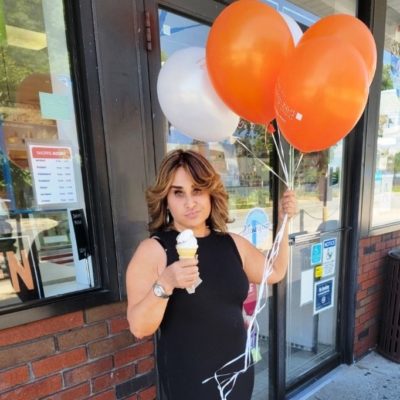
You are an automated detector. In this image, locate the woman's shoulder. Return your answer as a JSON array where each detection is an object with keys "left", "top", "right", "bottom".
[
  {"left": 228, "top": 231, "right": 250, "bottom": 248},
  {"left": 134, "top": 237, "right": 166, "bottom": 258}
]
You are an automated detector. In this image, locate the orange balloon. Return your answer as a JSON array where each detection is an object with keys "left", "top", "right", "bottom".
[
  {"left": 206, "top": 0, "right": 294, "bottom": 125},
  {"left": 299, "top": 14, "right": 377, "bottom": 85},
  {"left": 274, "top": 37, "right": 369, "bottom": 153}
]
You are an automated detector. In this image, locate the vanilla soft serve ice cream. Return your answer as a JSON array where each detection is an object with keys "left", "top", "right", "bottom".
[
  {"left": 176, "top": 229, "right": 201, "bottom": 294},
  {"left": 176, "top": 229, "right": 198, "bottom": 255}
]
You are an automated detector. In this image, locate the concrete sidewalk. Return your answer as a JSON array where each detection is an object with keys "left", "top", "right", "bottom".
[{"left": 292, "top": 351, "right": 400, "bottom": 400}]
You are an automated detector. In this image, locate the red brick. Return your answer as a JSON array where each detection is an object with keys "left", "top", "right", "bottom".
[
  {"left": 356, "top": 290, "right": 367, "bottom": 301},
  {"left": 0, "top": 374, "right": 62, "bottom": 400},
  {"left": 92, "top": 365, "right": 135, "bottom": 393},
  {"left": 45, "top": 382, "right": 90, "bottom": 400},
  {"left": 90, "top": 390, "right": 116, "bottom": 400},
  {"left": 363, "top": 317, "right": 378, "bottom": 329},
  {"left": 359, "top": 237, "right": 371, "bottom": 248},
  {"left": 367, "top": 268, "right": 383, "bottom": 280},
  {"left": 355, "top": 306, "right": 366, "bottom": 319},
  {"left": 137, "top": 357, "right": 155, "bottom": 374},
  {"left": 361, "top": 277, "right": 380, "bottom": 290},
  {"left": 363, "top": 260, "right": 381, "bottom": 273},
  {"left": 376, "top": 241, "right": 387, "bottom": 251},
  {"left": 110, "top": 317, "right": 130, "bottom": 334},
  {"left": 0, "top": 312, "right": 84, "bottom": 347},
  {"left": 64, "top": 356, "right": 113, "bottom": 386},
  {"left": 88, "top": 330, "right": 135, "bottom": 359},
  {"left": 365, "top": 299, "right": 380, "bottom": 314},
  {"left": 57, "top": 322, "right": 108, "bottom": 350},
  {"left": 370, "top": 251, "right": 385, "bottom": 263},
  {"left": 33, "top": 347, "right": 87, "bottom": 377},
  {"left": 358, "top": 254, "right": 370, "bottom": 267},
  {"left": 370, "top": 236, "right": 381, "bottom": 245},
  {"left": 358, "top": 296, "right": 371, "bottom": 308},
  {"left": 354, "top": 320, "right": 366, "bottom": 335},
  {"left": 0, "top": 365, "right": 30, "bottom": 392},
  {"left": 359, "top": 313, "right": 372, "bottom": 324},
  {"left": 124, "top": 395, "right": 138, "bottom": 400},
  {"left": 85, "top": 302, "right": 127, "bottom": 323},
  {"left": 385, "top": 239, "right": 396, "bottom": 248},
  {"left": 357, "top": 272, "right": 370, "bottom": 284},
  {"left": 139, "top": 386, "right": 156, "bottom": 400},
  {"left": 0, "top": 338, "right": 56, "bottom": 369},
  {"left": 114, "top": 341, "right": 154, "bottom": 367}
]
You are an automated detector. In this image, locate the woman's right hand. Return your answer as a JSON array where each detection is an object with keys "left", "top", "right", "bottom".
[{"left": 158, "top": 258, "right": 199, "bottom": 293}]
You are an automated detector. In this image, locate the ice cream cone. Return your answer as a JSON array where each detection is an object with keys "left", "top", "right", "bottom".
[
  {"left": 177, "top": 247, "right": 197, "bottom": 259},
  {"left": 176, "top": 229, "right": 201, "bottom": 294}
]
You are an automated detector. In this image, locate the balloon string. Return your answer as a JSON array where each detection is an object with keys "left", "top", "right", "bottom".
[
  {"left": 235, "top": 138, "right": 288, "bottom": 186},
  {"left": 292, "top": 152, "right": 304, "bottom": 190},
  {"left": 203, "top": 215, "right": 289, "bottom": 400}
]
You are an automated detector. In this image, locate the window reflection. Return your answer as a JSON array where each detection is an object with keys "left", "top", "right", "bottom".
[
  {"left": 0, "top": 0, "right": 93, "bottom": 310},
  {"left": 372, "top": 1, "right": 400, "bottom": 227}
]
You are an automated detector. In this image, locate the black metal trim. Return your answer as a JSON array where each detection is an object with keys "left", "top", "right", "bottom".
[
  {"left": 0, "top": 289, "right": 115, "bottom": 330},
  {"left": 268, "top": 133, "right": 287, "bottom": 400},
  {"left": 67, "top": 0, "right": 119, "bottom": 296}
]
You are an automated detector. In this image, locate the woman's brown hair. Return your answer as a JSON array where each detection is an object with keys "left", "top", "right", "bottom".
[{"left": 146, "top": 149, "right": 230, "bottom": 233}]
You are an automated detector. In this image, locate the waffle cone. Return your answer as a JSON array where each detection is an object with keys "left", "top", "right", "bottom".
[{"left": 176, "top": 247, "right": 197, "bottom": 259}]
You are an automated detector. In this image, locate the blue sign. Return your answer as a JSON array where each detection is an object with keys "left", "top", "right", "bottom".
[
  {"left": 314, "top": 278, "right": 334, "bottom": 315},
  {"left": 242, "top": 208, "right": 270, "bottom": 248},
  {"left": 311, "top": 243, "right": 322, "bottom": 265}
]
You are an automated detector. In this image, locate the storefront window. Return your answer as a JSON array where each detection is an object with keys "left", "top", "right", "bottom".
[
  {"left": 0, "top": 0, "right": 93, "bottom": 310},
  {"left": 372, "top": 1, "right": 400, "bottom": 228}
]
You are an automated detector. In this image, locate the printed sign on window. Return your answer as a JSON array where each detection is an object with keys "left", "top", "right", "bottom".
[
  {"left": 28, "top": 143, "right": 77, "bottom": 206},
  {"left": 322, "top": 238, "right": 336, "bottom": 277},
  {"left": 311, "top": 243, "right": 322, "bottom": 265},
  {"left": 313, "top": 278, "right": 334, "bottom": 315}
]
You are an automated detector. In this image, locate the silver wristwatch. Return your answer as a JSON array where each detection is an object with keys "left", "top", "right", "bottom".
[{"left": 153, "top": 282, "right": 170, "bottom": 299}]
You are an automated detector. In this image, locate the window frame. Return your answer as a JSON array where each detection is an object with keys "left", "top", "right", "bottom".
[
  {"left": 359, "top": 0, "right": 400, "bottom": 237},
  {"left": 0, "top": 0, "right": 120, "bottom": 329}
]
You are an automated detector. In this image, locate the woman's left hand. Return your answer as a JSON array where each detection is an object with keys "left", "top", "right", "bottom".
[{"left": 279, "top": 190, "right": 298, "bottom": 220}]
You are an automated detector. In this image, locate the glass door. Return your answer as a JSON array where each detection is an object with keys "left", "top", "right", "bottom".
[
  {"left": 269, "top": 0, "right": 357, "bottom": 393},
  {"left": 286, "top": 146, "right": 344, "bottom": 386}
]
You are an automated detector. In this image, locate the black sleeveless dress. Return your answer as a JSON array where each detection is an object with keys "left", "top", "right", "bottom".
[{"left": 152, "top": 229, "right": 254, "bottom": 400}]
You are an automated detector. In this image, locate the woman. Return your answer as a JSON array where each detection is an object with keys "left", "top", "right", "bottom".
[{"left": 126, "top": 149, "right": 297, "bottom": 400}]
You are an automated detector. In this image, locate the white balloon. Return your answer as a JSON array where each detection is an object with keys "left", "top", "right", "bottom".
[
  {"left": 280, "top": 12, "right": 303, "bottom": 46},
  {"left": 157, "top": 47, "right": 240, "bottom": 142}
]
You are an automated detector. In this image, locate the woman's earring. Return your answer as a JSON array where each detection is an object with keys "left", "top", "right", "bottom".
[{"left": 166, "top": 209, "right": 171, "bottom": 224}]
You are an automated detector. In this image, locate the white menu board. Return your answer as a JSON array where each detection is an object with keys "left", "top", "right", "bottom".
[{"left": 28, "top": 143, "right": 77, "bottom": 206}]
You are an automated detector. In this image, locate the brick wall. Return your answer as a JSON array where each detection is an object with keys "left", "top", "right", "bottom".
[
  {"left": 354, "top": 230, "right": 400, "bottom": 359},
  {"left": 0, "top": 302, "right": 155, "bottom": 400}
]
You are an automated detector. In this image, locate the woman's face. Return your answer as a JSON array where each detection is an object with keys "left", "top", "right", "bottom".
[{"left": 167, "top": 167, "right": 211, "bottom": 236}]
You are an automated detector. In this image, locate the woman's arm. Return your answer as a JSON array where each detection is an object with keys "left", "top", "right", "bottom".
[{"left": 126, "top": 238, "right": 199, "bottom": 339}]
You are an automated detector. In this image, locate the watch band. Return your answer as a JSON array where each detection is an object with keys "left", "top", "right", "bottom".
[{"left": 153, "top": 282, "right": 170, "bottom": 299}]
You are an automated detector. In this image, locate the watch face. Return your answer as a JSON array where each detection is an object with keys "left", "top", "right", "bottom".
[
  {"left": 154, "top": 285, "right": 163, "bottom": 297},
  {"left": 153, "top": 283, "right": 168, "bottom": 298}
]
